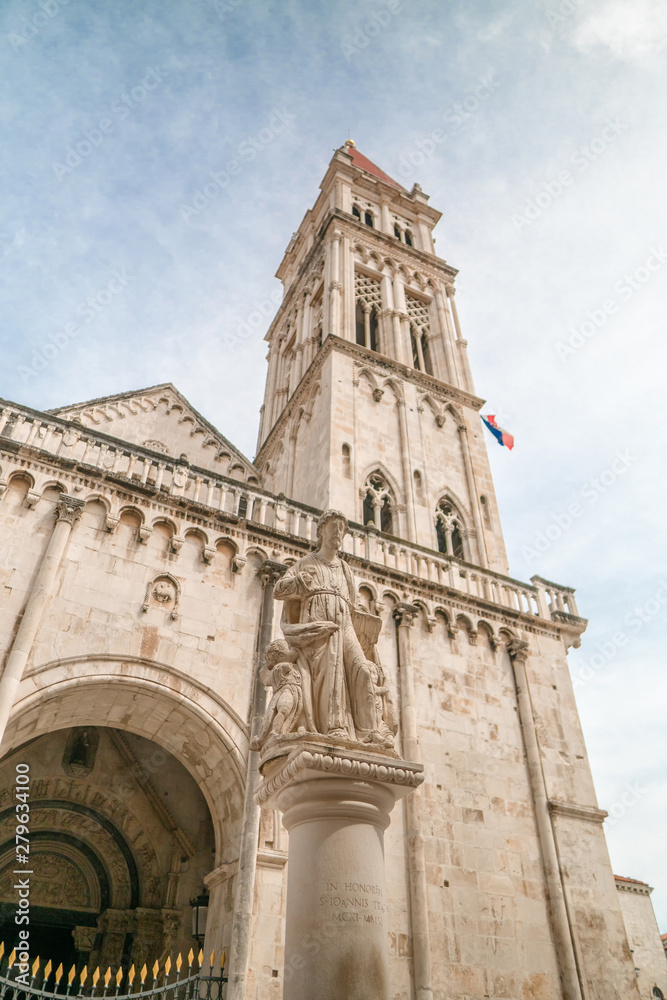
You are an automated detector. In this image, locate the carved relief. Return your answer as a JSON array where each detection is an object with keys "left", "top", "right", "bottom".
[{"left": 142, "top": 574, "right": 181, "bottom": 619}]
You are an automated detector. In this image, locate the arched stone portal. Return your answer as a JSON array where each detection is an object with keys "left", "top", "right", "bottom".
[{"left": 0, "top": 659, "right": 248, "bottom": 966}]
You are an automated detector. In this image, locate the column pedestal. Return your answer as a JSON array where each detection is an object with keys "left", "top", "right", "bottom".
[{"left": 257, "top": 743, "right": 423, "bottom": 1000}]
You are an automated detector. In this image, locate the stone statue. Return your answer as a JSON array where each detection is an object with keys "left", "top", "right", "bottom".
[
  {"left": 257, "top": 509, "right": 397, "bottom": 753},
  {"left": 251, "top": 639, "right": 304, "bottom": 749}
]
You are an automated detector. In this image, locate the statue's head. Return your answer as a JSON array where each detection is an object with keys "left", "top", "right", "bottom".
[
  {"left": 264, "top": 638, "right": 294, "bottom": 668},
  {"left": 315, "top": 509, "right": 348, "bottom": 551}
]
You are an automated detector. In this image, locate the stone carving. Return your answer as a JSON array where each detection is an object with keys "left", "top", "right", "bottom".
[
  {"left": 255, "top": 510, "right": 398, "bottom": 756},
  {"left": 142, "top": 575, "right": 180, "bottom": 619}
]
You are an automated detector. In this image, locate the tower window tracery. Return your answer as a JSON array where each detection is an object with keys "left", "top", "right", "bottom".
[
  {"left": 354, "top": 271, "right": 382, "bottom": 353},
  {"left": 406, "top": 296, "right": 433, "bottom": 375},
  {"left": 362, "top": 472, "right": 394, "bottom": 534},
  {"left": 435, "top": 499, "right": 465, "bottom": 559}
]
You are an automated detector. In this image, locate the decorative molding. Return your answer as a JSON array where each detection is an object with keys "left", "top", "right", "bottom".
[
  {"left": 256, "top": 745, "right": 424, "bottom": 807},
  {"left": 548, "top": 800, "right": 608, "bottom": 824},
  {"left": 257, "top": 848, "right": 288, "bottom": 869},
  {"left": 142, "top": 573, "right": 181, "bottom": 620}
]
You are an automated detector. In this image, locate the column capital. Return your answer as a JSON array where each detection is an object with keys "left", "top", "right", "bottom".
[
  {"left": 259, "top": 559, "right": 288, "bottom": 587},
  {"left": 55, "top": 495, "right": 85, "bottom": 525},
  {"left": 393, "top": 602, "right": 420, "bottom": 628},
  {"left": 506, "top": 637, "right": 529, "bottom": 662}
]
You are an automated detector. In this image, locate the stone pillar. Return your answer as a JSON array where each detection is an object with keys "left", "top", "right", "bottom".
[
  {"left": 257, "top": 745, "right": 423, "bottom": 1000},
  {"left": 226, "top": 560, "right": 287, "bottom": 1000},
  {"left": 0, "top": 495, "right": 84, "bottom": 746},
  {"left": 393, "top": 604, "right": 433, "bottom": 1000},
  {"left": 506, "top": 639, "right": 583, "bottom": 1000},
  {"left": 456, "top": 421, "right": 488, "bottom": 568}
]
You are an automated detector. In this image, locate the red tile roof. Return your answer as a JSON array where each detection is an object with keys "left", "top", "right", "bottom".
[
  {"left": 343, "top": 142, "right": 406, "bottom": 191},
  {"left": 615, "top": 875, "right": 650, "bottom": 886}
]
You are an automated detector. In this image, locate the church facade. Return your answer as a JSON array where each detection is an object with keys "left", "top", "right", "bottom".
[{"left": 0, "top": 141, "right": 663, "bottom": 999}]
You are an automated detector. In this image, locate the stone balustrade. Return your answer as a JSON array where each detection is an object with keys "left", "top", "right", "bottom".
[{"left": 0, "top": 402, "right": 580, "bottom": 625}]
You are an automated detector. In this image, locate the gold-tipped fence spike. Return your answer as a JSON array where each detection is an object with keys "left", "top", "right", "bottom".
[
  {"left": 55, "top": 963, "right": 64, "bottom": 984},
  {"left": 8, "top": 950, "right": 16, "bottom": 969},
  {"left": 0, "top": 942, "right": 5, "bottom": 961},
  {"left": 139, "top": 964, "right": 147, "bottom": 985},
  {"left": 68, "top": 964, "right": 76, "bottom": 986},
  {"left": 175, "top": 953, "right": 182, "bottom": 973},
  {"left": 104, "top": 968, "right": 112, "bottom": 988},
  {"left": 32, "top": 956, "right": 40, "bottom": 977},
  {"left": 92, "top": 967, "right": 101, "bottom": 987},
  {"left": 79, "top": 966, "right": 87, "bottom": 987},
  {"left": 197, "top": 949, "right": 203, "bottom": 968},
  {"left": 209, "top": 951, "right": 215, "bottom": 969},
  {"left": 164, "top": 957, "right": 171, "bottom": 976},
  {"left": 221, "top": 951, "right": 226, "bottom": 970},
  {"left": 115, "top": 968, "right": 123, "bottom": 987},
  {"left": 187, "top": 949, "right": 194, "bottom": 969},
  {"left": 44, "top": 960, "right": 53, "bottom": 981},
  {"left": 152, "top": 960, "right": 159, "bottom": 980},
  {"left": 128, "top": 965, "right": 135, "bottom": 986}
]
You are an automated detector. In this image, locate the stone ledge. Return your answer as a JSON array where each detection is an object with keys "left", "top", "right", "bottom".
[{"left": 548, "top": 800, "right": 608, "bottom": 823}]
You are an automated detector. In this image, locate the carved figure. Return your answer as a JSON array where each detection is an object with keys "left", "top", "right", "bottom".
[
  {"left": 153, "top": 580, "right": 174, "bottom": 603},
  {"left": 251, "top": 639, "right": 304, "bottom": 750},
  {"left": 272, "top": 509, "right": 395, "bottom": 748}
]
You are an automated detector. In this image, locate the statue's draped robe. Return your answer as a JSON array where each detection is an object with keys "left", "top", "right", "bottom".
[{"left": 274, "top": 553, "right": 377, "bottom": 739}]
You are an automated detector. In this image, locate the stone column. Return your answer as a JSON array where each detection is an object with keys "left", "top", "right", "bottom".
[
  {"left": 257, "top": 745, "right": 423, "bottom": 1000},
  {"left": 226, "top": 560, "right": 287, "bottom": 1000},
  {"left": 0, "top": 495, "right": 84, "bottom": 746},
  {"left": 506, "top": 639, "right": 583, "bottom": 1000},
  {"left": 456, "top": 420, "right": 488, "bottom": 568},
  {"left": 393, "top": 604, "right": 433, "bottom": 1000}
]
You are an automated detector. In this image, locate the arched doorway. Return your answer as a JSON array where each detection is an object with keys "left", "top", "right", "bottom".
[{"left": 0, "top": 660, "right": 247, "bottom": 968}]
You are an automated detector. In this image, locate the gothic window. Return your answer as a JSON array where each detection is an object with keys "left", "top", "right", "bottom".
[
  {"left": 364, "top": 211, "right": 374, "bottom": 228},
  {"left": 435, "top": 499, "right": 465, "bottom": 559},
  {"left": 652, "top": 989, "right": 664, "bottom": 999},
  {"left": 237, "top": 495, "right": 248, "bottom": 518},
  {"left": 406, "top": 296, "right": 433, "bottom": 374},
  {"left": 405, "top": 230, "right": 413, "bottom": 246},
  {"left": 394, "top": 225, "right": 401, "bottom": 239},
  {"left": 352, "top": 205, "right": 361, "bottom": 220},
  {"left": 354, "top": 271, "right": 382, "bottom": 353},
  {"left": 362, "top": 472, "right": 394, "bottom": 534}
]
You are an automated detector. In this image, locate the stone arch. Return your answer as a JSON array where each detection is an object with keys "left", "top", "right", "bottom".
[{"left": 5, "top": 657, "right": 247, "bottom": 862}]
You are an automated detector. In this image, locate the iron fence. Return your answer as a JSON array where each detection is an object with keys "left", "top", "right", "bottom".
[{"left": 0, "top": 944, "right": 226, "bottom": 1000}]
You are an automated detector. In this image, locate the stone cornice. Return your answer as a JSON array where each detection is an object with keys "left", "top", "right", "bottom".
[
  {"left": 548, "top": 800, "right": 608, "bottom": 824},
  {"left": 255, "top": 744, "right": 424, "bottom": 807}
]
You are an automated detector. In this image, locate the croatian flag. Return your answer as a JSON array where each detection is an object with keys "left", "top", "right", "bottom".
[{"left": 482, "top": 415, "right": 514, "bottom": 450}]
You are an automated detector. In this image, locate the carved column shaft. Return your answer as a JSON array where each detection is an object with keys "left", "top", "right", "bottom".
[
  {"left": 226, "top": 560, "right": 287, "bottom": 1000},
  {"left": 395, "top": 400, "right": 416, "bottom": 543},
  {"left": 0, "top": 496, "right": 84, "bottom": 745},
  {"left": 507, "top": 640, "right": 583, "bottom": 1000},
  {"left": 394, "top": 605, "right": 433, "bottom": 1000},
  {"left": 457, "top": 422, "right": 488, "bottom": 569}
]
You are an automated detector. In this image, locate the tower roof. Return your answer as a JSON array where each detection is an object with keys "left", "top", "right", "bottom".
[{"left": 342, "top": 140, "right": 406, "bottom": 191}]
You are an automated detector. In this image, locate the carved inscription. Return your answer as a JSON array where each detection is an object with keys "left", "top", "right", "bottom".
[{"left": 319, "top": 880, "right": 386, "bottom": 925}]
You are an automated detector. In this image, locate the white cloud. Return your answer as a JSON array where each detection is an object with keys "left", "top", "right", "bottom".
[{"left": 573, "top": 0, "right": 667, "bottom": 60}]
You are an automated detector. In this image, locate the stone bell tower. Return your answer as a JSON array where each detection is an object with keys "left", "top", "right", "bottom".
[{"left": 256, "top": 139, "right": 509, "bottom": 573}]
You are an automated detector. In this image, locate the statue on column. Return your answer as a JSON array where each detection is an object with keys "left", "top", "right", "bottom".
[{"left": 252, "top": 510, "right": 397, "bottom": 755}]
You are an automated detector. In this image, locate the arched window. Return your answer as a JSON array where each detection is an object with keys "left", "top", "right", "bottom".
[
  {"left": 435, "top": 500, "right": 465, "bottom": 559},
  {"left": 363, "top": 472, "right": 393, "bottom": 534},
  {"left": 364, "top": 211, "right": 374, "bottom": 228},
  {"left": 404, "top": 230, "right": 413, "bottom": 246},
  {"left": 352, "top": 205, "right": 361, "bottom": 220},
  {"left": 394, "top": 225, "right": 401, "bottom": 239},
  {"left": 355, "top": 301, "right": 366, "bottom": 346},
  {"left": 342, "top": 443, "right": 351, "bottom": 479},
  {"left": 653, "top": 989, "right": 664, "bottom": 1000}
]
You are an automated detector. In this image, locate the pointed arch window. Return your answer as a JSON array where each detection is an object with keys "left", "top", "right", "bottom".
[
  {"left": 362, "top": 472, "right": 394, "bottom": 534},
  {"left": 435, "top": 499, "right": 465, "bottom": 559},
  {"left": 355, "top": 271, "right": 382, "bottom": 353}
]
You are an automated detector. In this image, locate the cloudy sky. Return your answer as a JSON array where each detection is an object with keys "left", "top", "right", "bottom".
[{"left": 1, "top": 0, "right": 666, "bottom": 928}]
